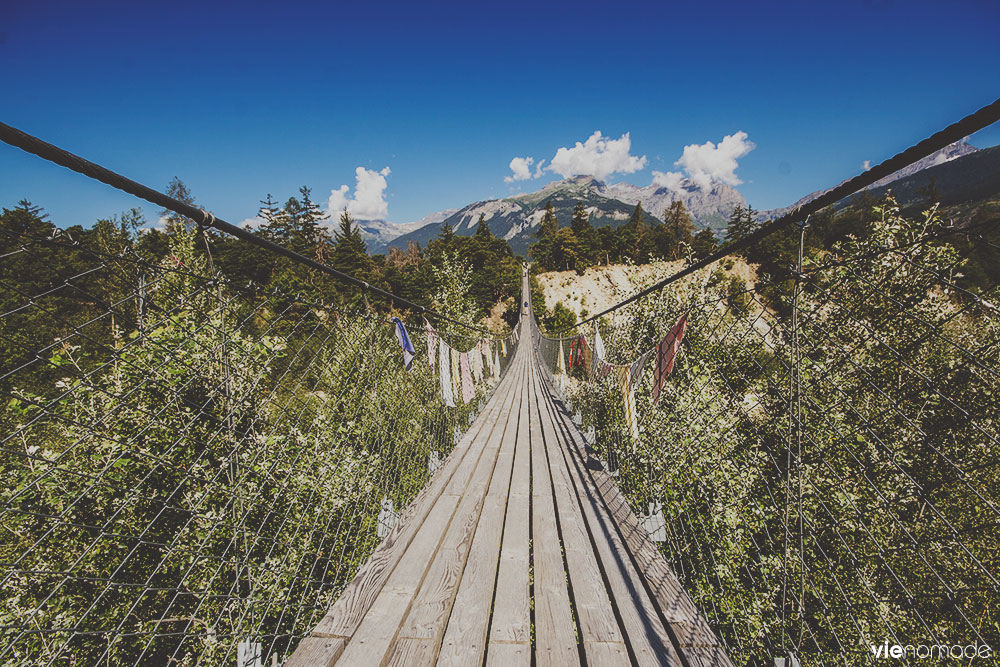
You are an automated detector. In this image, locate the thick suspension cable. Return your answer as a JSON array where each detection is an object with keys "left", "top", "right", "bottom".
[
  {"left": 0, "top": 121, "right": 491, "bottom": 335},
  {"left": 565, "top": 96, "right": 1000, "bottom": 331}
]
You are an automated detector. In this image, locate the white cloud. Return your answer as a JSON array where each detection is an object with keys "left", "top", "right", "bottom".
[
  {"left": 505, "top": 156, "right": 535, "bottom": 182},
  {"left": 862, "top": 160, "right": 871, "bottom": 172},
  {"left": 326, "top": 166, "right": 392, "bottom": 221},
  {"left": 651, "top": 170, "right": 685, "bottom": 194},
  {"left": 673, "top": 131, "right": 755, "bottom": 191},
  {"left": 238, "top": 215, "right": 265, "bottom": 229},
  {"left": 546, "top": 131, "right": 647, "bottom": 180},
  {"left": 533, "top": 159, "right": 547, "bottom": 178}
]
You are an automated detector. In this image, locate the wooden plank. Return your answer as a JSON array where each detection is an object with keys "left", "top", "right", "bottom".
[
  {"left": 438, "top": 359, "right": 526, "bottom": 666},
  {"left": 534, "top": 375, "right": 682, "bottom": 667},
  {"left": 484, "top": 642, "right": 531, "bottom": 667},
  {"left": 284, "top": 636, "right": 344, "bottom": 667},
  {"left": 309, "top": 370, "right": 515, "bottom": 646},
  {"left": 333, "top": 495, "right": 459, "bottom": 665},
  {"left": 550, "top": 390, "right": 731, "bottom": 664},
  {"left": 530, "top": 366, "right": 628, "bottom": 664},
  {"left": 388, "top": 362, "right": 524, "bottom": 662},
  {"left": 384, "top": 637, "right": 436, "bottom": 666},
  {"left": 341, "top": 375, "right": 519, "bottom": 665},
  {"left": 582, "top": 642, "right": 631, "bottom": 664},
  {"left": 681, "top": 644, "right": 737, "bottom": 667},
  {"left": 486, "top": 354, "right": 532, "bottom": 653},
  {"left": 526, "top": 362, "right": 581, "bottom": 667}
]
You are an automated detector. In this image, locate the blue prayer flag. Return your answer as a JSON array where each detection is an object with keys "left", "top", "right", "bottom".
[{"left": 392, "top": 317, "right": 416, "bottom": 371}]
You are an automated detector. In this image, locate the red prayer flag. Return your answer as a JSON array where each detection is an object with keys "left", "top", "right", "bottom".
[{"left": 652, "top": 313, "right": 688, "bottom": 405}]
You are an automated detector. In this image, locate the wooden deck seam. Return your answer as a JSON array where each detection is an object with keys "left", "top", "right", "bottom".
[
  {"left": 536, "top": 361, "right": 731, "bottom": 665},
  {"left": 377, "top": 355, "right": 528, "bottom": 666},
  {"left": 532, "top": 352, "right": 682, "bottom": 666},
  {"left": 417, "top": 352, "right": 529, "bottom": 665},
  {"left": 532, "top": 360, "right": 643, "bottom": 667},
  {"left": 473, "top": 346, "right": 529, "bottom": 665}
]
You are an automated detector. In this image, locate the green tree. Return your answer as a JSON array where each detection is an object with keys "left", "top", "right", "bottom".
[
  {"left": 724, "top": 205, "right": 758, "bottom": 245},
  {"left": 570, "top": 201, "right": 598, "bottom": 266},
  {"left": 690, "top": 228, "right": 718, "bottom": 259},
  {"left": 332, "top": 210, "right": 371, "bottom": 279},
  {"left": 657, "top": 200, "right": 695, "bottom": 259},
  {"left": 163, "top": 177, "right": 197, "bottom": 233}
]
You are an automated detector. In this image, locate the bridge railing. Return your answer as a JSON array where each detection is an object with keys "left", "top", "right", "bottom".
[
  {"left": 0, "top": 214, "right": 518, "bottom": 666},
  {"left": 535, "top": 196, "right": 1000, "bottom": 665}
]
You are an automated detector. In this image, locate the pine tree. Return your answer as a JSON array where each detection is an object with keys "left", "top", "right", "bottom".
[
  {"left": 258, "top": 194, "right": 280, "bottom": 228},
  {"left": 163, "top": 177, "right": 197, "bottom": 233},
  {"left": 662, "top": 200, "right": 695, "bottom": 259},
  {"left": 622, "top": 202, "right": 648, "bottom": 262},
  {"left": 570, "top": 201, "right": 597, "bottom": 266},
  {"left": 296, "top": 186, "right": 327, "bottom": 250},
  {"left": 691, "top": 228, "right": 718, "bottom": 259},
  {"left": 474, "top": 213, "right": 494, "bottom": 241},
  {"left": 539, "top": 200, "right": 558, "bottom": 237},
  {"left": 529, "top": 201, "right": 560, "bottom": 270},
  {"left": 725, "top": 205, "right": 758, "bottom": 245},
  {"left": 332, "top": 210, "right": 370, "bottom": 277}
]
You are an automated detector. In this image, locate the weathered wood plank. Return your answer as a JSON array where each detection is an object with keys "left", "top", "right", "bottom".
[
  {"left": 340, "top": 374, "right": 519, "bottom": 665},
  {"left": 388, "top": 361, "right": 524, "bottom": 662},
  {"left": 309, "top": 368, "right": 516, "bottom": 648},
  {"left": 438, "top": 360, "right": 526, "bottom": 666},
  {"left": 549, "top": 388, "right": 732, "bottom": 664},
  {"left": 284, "top": 636, "right": 344, "bottom": 667},
  {"left": 535, "top": 377, "right": 682, "bottom": 667},
  {"left": 487, "top": 355, "right": 532, "bottom": 653},
  {"left": 484, "top": 641, "right": 531, "bottom": 667},
  {"left": 527, "top": 363, "right": 581, "bottom": 667},
  {"left": 582, "top": 641, "right": 631, "bottom": 665},
  {"left": 332, "top": 494, "right": 459, "bottom": 665},
  {"left": 531, "top": 366, "right": 626, "bottom": 653}
]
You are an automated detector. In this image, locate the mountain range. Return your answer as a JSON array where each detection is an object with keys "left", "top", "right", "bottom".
[
  {"left": 359, "top": 139, "right": 993, "bottom": 256},
  {"left": 364, "top": 175, "right": 745, "bottom": 255}
]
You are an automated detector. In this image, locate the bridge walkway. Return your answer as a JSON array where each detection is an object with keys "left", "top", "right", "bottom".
[{"left": 289, "top": 315, "right": 730, "bottom": 666}]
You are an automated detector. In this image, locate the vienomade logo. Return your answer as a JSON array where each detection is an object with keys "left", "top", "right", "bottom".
[{"left": 869, "top": 641, "right": 992, "bottom": 660}]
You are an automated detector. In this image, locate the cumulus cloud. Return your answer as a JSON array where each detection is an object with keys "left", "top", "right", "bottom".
[
  {"left": 651, "top": 170, "right": 686, "bottom": 194},
  {"left": 327, "top": 166, "right": 392, "bottom": 221},
  {"left": 547, "top": 131, "right": 647, "bottom": 180},
  {"left": 862, "top": 160, "right": 871, "bottom": 172},
  {"left": 672, "top": 131, "right": 755, "bottom": 191},
  {"left": 505, "top": 156, "right": 535, "bottom": 182}
]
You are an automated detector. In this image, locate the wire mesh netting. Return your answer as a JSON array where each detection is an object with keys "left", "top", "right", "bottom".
[
  {"left": 0, "top": 218, "right": 519, "bottom": 666},
  {"left": 535, "top": 198, "right": 1000, "bottom": 665}
]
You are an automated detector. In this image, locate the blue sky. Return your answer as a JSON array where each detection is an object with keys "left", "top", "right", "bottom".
[{"left": 2, "top": 0, "right": 999, "bottom": 229}]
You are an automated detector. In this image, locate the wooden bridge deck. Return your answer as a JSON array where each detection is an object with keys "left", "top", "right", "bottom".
[{"left": 289, "top": 319, "right": 731, "bottom": 666}]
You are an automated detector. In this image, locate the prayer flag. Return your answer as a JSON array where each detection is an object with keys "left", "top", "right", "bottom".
[
  {"left": 592, "top": 324, "right": 605, "bottom": 375},
  {"left": 392, "top": 318, "right": 415, "bottom": 371},
  {"left": 424, "top": 319, "right": 437, "bottom": 369},
  {"left": 471, "top": 343, "right": 483, "bottom": 383},
  {"left": 630, "top": 347, "right": 654, "bottom": 388},
  {"left": 439, "top": 338, "right": 455, "bottom": 407},
  {"left": 460, "top": 352, "right": 475, "bottom": 403},
  {"left": 616, "top": 366, "right": 640, "bottom": 443},
  {"left": 652, "top": 313, "right": 688, "bottom": 405}
]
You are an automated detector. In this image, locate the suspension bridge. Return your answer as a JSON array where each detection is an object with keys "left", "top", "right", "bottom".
[{"left": 1, "top": 97, "right": 999, "bottom": 667}]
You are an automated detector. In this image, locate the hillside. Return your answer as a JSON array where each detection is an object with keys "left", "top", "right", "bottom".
[{"left": 535, "top": 259, "right": 757, "bottom": 323}]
